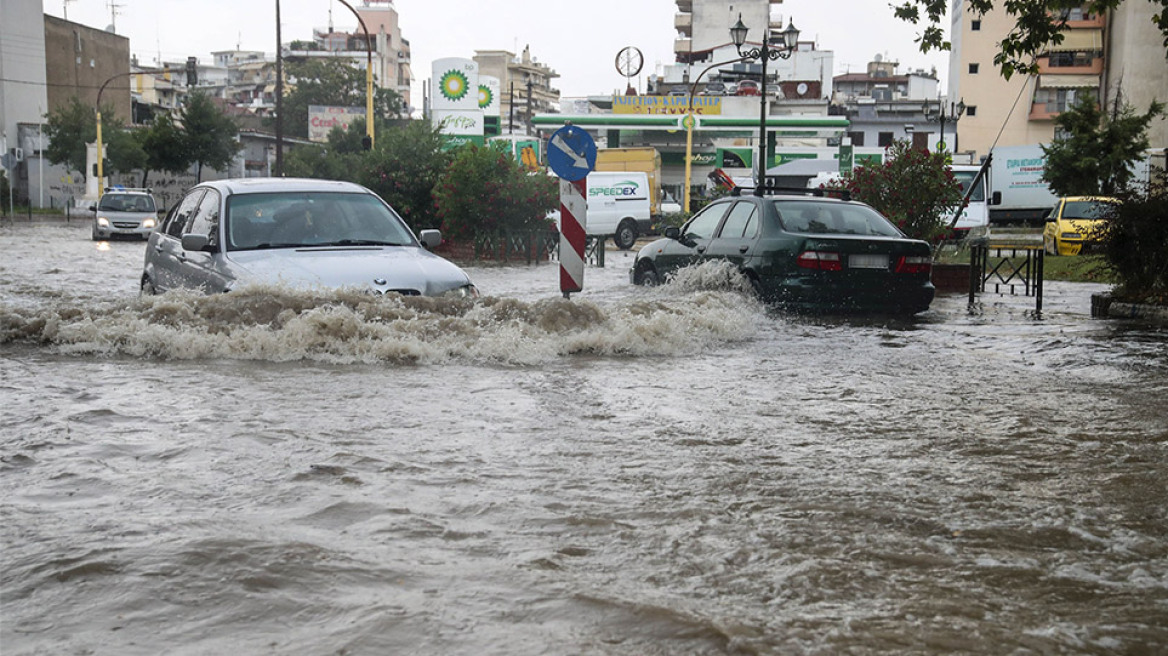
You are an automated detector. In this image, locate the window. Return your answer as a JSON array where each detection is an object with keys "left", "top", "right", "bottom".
[
  {"left": 717, "top": 201, "right": 758, "bottom": 239},
  {"left": 878, "top": 132, "right": 894, "bottom": 147},
  {"left": 188, "top": 190, "right": 221, "bottom": 244},
  {"left": 684, "top": 202, "right": 729, "bottom": 240},
  {"left": 847, "top": 131, "right": 865, "bottom": 146},
  {"left": 1048, "top": 51, "right": 1095, "bottom": 68},
  {"left": 965, "top": 105, "right": 977, "bottom": 117},
  {"left": 971, "top": 19, "right": 981, "bottom": 31},
  {"left": 969, "top": 63, "right": 980, "bottom": 74},
  {"left": 165, "top": 189, "right": 206, "bottom": 238}
]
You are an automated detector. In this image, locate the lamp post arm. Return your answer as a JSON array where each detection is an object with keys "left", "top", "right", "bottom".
[
  {"left": 95, "top": 68, "right": 164, "bottom": 185},
  {"left": 336, "top": 0, "right": 375, "bottom": 149}
]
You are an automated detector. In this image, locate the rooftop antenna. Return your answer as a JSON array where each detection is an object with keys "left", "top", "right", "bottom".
[
  {"left": 107, "top": 0, "right": 123, "bottom": 33},
  {"left": 62, "top": 0, "right": 76, "bottom": 20}
]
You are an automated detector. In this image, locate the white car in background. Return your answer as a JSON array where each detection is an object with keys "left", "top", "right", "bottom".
[
  {"left": 91, "top": 187, "right": 159, "bottom": 240},
  {"left": 140, "top": 178, "right": 478, "bottom": 298}
]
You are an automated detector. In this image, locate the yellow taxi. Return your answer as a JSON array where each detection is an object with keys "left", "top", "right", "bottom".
[{"left": 1042, "top": 196, "right": 1118, "bottom": 256}]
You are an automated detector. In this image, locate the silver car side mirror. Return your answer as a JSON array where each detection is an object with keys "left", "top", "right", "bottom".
[
  {"left": 181, "top": 233, "right": 211, "bottom": 252},
  {"left": 418, "top": 229, "right": 442, "bottom": 250}
]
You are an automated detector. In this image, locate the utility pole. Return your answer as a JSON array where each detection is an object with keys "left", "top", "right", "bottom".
[{"left": 275, "top": 0, "right": 284, "bottom": 176}]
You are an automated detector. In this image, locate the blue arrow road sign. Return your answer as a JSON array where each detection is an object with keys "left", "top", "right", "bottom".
[{"left": 546, "top": 125, "right": 597, "bottom": 181}]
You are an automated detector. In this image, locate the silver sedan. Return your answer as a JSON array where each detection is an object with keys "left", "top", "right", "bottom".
[{"left": 141, "top": 178, "right": 477, "bottom": 297}]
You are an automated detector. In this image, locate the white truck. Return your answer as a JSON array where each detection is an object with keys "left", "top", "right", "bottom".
[
  {"left": 550, "top": 171, "right": 652, "bottom": 250},
  {"left": 987, "top": 144, "right": 1059, "bottom": 225}
]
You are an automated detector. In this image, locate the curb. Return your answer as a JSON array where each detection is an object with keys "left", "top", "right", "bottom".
[{"left": 1091, "top": 293, "right": 1168, "bottom": 322}]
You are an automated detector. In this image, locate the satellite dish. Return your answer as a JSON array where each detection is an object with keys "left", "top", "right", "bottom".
[{"left": 797, "top": 82, "right": 809, "bottom": 96}]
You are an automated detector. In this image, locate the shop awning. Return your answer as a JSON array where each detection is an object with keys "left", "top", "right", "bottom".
[
  {"left": 1046, "top": 29, "right": 1103, "bottom": 52},
  {"left": 1038, "top": 74, "right": 1100, "bottom": 88}
]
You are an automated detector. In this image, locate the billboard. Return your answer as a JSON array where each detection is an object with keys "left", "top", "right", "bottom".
[
  {"left": 613, "top": 96, "right": 722, "bottom": 115},
  {"left": 431, "top": 57, "right": 479, "bottom": 111},
  {"left": 308, "top": 105, "right": 366, "bottom": 143}
]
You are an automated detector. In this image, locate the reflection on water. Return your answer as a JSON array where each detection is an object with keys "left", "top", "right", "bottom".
[{"left": 3, "top": 220, "right": 1168, "bottom": 654}]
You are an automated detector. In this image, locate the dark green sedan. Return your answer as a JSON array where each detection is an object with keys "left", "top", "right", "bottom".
[{"left": 630, "top": 192, "right": 935, "bottom": 314}]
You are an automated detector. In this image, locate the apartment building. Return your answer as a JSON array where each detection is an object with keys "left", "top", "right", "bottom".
[
  {"left": 474, "top": 46, "right": 560, "bottom": 134},
  {"left": 950, "top": 1, "right": 1167, "bottom": 161}
]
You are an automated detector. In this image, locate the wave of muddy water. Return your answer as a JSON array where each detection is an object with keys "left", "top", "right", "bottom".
[{"left": 2, "top": 221, "right": 1167, "bottom": 654}]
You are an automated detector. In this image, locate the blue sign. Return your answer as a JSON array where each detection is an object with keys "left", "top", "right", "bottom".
[{"left": 546, "top": 125, "right": 597, "bottom": 181}]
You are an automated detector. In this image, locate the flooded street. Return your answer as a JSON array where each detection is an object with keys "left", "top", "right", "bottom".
[{"left": 3, "top": 219, "right": 1167, "bottom": 655}]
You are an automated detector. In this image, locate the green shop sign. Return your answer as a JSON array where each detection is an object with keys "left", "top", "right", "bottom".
[{"left": 662, "top": 151, "right": 717, "bottom": 167}]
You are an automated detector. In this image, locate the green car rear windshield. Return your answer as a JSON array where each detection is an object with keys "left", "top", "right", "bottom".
[{"left": 773, "top": 200, "right": 903, "bottom": 237}]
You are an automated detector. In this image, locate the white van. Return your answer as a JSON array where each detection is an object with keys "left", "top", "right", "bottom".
[{"left": 551, "top": 171, "right": 652, "bottom": 250}]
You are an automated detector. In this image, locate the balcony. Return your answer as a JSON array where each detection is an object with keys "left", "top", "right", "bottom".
[
  {"left": 674, "top": 37, "right": 692, "bottom": 55},
  {"left": 674, "top": 13, "right": 692, "bottom": 36},
  {"left": 1037, "top": 56, "right": 1103, "bottom": 75},
  {"left": 676, "top": 0, "right": 691, "bottom": 11}
]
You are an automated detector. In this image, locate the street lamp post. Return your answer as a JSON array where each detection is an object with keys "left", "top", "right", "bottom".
[
  {"left": 923, "top": 97, "right": 966, "bottom": 154},
  {"left": 731, "top": 13, "right": 798, "bottom": 196},
  {"left": 336, "top": 0, "right": 375, "bottom": 150}
]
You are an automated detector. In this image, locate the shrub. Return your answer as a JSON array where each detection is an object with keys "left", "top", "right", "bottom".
[
  {"left": 1100, "top": 170, "right": 1168, "bottom": 302},
  {"left": 828, "top": 140, "right": 966, "bottom": 242},
  {"left": 433, "top": 143, "right": 558, "bottom": 241}
]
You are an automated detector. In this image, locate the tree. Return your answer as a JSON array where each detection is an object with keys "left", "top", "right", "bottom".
[
  {"left": 830, "top": 140, "right": 966, "bottom": 242},
  {"left": 433, "top": 143, "right": 558, "bottom": 241},
  {"left": 1042, "top": 91, "right": 1165, "bottom": 196},
  {"left": 282, "top": 120, "right": 367, "bottom": 182},
  {"left": 280, "top": 59, "right": 404, "bottom": 139},
  {"left": 179, "top": 92, "right": 240, "bottom": 181},
  {"left": 1099, "top": 170, "right": 1168, "bottom": 300},
  {"left": 359, "top": 121, "right": 451, "bottom": 232},
  {"left": 893, "top": 0, "right": 1168, "bottom": 79},
  {"left": 138, "top": 112, "right": 193, "bottom": 188},
  {"left": 43, "top": 97, "right": 97, "bottom": 179}
]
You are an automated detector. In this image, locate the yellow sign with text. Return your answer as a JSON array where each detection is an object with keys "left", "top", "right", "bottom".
[{"left": 613, "top": 96, "right": 723, "bottom": 115}]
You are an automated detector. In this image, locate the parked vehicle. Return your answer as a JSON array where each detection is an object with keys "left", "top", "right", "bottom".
[
  {"left": 1042, "top": 196, "right": 1118, "bottom": 256},
  {"left": 702, "top": 81, "right": 727, "bottom": 96},
  {"left": 736, "top": 80, "right": 760, "bottom": 96},
  {"left": 91, "top": 187, "right": 159, "bottom": 240},
  {"left": 987, "top": 144, "right": 1059, "bottom": 225},
  {"left": 630, "top": 191, "right": 935, "bottom": 314},
  {"left": 945, "top": 164, "right": 991, "bottom": 237},
  {"left": 140, "top": 178, "right": 477, "bottom": 297},
  {"left": 595, "top": 147, "right": 664, "bottom": 219},
  {"left": 550, "top": 171, "right": 653, "bottom": 250}
]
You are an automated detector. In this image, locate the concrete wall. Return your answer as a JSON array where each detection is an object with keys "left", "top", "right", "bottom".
[
  {"left": 1107, "top": 5, "right": 1168, "bottom": 150},
  {"left": 1, "top": 0, "right": 48, "bottom": 158},
  {"left": 44, "top": 15, "right": 132, "bottom": 123}
]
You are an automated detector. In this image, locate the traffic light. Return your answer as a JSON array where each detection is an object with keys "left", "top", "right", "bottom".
[{"left": 185, "top": 57, "right": 198, "bottom": 87}]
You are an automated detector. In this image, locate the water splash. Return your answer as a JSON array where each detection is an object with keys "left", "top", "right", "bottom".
[{"left": 1, "top": 266, "right": 764, "bottom": 365}]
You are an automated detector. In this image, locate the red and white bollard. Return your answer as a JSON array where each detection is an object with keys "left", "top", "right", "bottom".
[{"left": 559, "top": 177, "right": 587, "bottom": 298}]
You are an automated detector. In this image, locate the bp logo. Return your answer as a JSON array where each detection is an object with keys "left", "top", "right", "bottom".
[
  {"left": 478, "top": 84, "right": 494, "bottom": 109},
  {"left": 439, "top": 69, "right": 470, "bottom": 102}
]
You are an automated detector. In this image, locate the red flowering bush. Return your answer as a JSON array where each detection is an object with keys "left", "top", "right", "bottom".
[
  {"left": 826, "top": 140, "right": 965, "bottom": 242},
  {"left": 433, "top": 143, "right": 558, "bottom": 241}
]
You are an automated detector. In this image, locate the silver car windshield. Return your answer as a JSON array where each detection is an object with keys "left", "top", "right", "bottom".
[
  {"left": 773, "top": 200, "right": 904, "bottom": 237},
  {"left": 226, "top": 191, "right": 417, "bottom": 251},
  {"left": 99, "top": 194, "right": 155, "bottom": 212}
]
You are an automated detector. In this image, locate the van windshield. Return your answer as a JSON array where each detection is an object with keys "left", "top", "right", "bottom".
[{"left": 951, "top": 170, "right": 986, "bottom": 202}]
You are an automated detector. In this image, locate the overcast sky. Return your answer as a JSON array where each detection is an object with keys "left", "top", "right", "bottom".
[{"left": 46, "top": 0, "right": 951, "bottom": 103}]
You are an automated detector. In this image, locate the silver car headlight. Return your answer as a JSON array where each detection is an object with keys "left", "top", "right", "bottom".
[
  {"left": 143, "top": 218, "right": 157, "bottom": 229},
  {"left": 97, "top": 217, "right": 110, "bottom": 227},
  {"left": 441, "top": 284, "right": 479, "bottom": 299}
]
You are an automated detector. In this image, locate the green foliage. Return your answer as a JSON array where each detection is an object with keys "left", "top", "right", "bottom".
[
  {"left": 139, "top": 112, "right": 193, "bottom": 187},
  {"left": 281, "top": 59, "right": 403, "bottom": 139},
  {"left": 433, "top": 143, "right": 558, "bottom": 241},
  {"left": 1042, "top": 92, "right": 1165, "bottom": 197},
  {"left": 830, "top": 140, "right": 965, "bottom": 242},
  {"left": 1099, "top": 171, "right": 1168, "bottom": 300},
  {"left": 893, "top": 0, "right": 1168, "bottom": 78},
  {"left": 180, "top": 92, "right": 241, "bottom": 181},
  {"left": 43, "top": 97, "right": 97, "bottom": 178},
  {"left": 358, "top": 121, "right": 451, "bottom": 232}
]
